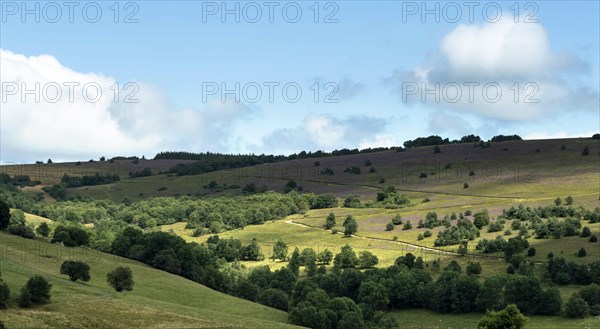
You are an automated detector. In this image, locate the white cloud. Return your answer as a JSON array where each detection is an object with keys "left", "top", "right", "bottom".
[
  {"left": 391, "top": 17, "right": 599, "bottom": 122},
  {"left": 0, "top": 49, "right": 252, "bottom": 162}
]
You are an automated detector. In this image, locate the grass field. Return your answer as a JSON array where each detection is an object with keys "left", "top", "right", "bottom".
[{"left": 0, "top": 232, "right": 301, "bottom": 329}]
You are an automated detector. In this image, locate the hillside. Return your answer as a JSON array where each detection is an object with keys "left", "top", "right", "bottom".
[
  {"left": 1, "top": 137, "right": 599, "bottom": 328},
  {"left": 0, "top": 232, "right": 301, "bottom": 329},
  {"left": 56, "top": 138, "right": 600, "bottom": 204}
]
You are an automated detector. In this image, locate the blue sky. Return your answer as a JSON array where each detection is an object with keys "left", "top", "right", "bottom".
[{"left": 1, "top": 1, "right": 599, "bottom": 162}]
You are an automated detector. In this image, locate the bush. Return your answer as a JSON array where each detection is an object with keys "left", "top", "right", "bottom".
[
  {"left": 581, "top": 226, "right": 592, "bottom": 238},
  {"left": 466, "top": 262, "right": 482, "bottom": 276},
  {"left": 19, "top": 275, "right": 52, "bottom": 307},
  {"left": 478, "top": 304, "right": 527, "bottom": 329},
  {"left": 463, "top": 183, "right": 469, "bottom": 189},
  {"left": 107, "top": 267, "right": 134, "bottom": 292},
  {"left": 590, "top": 235, "right": 598, "bottom": 243},
  {"left": 527, "top": 248, "right": 536, "bottom": 257},
  {"left": 60, "top": 261, "right": 91, "bottom": 282},
  {"left": 423, "top": 230, "right": 432, "bottom": 238},
  {"left": 8, "top": 225, "right": 35, "bottom": 239},
  {"left": 391, "top": 215, "right": 402, "bottom": 225},
  {"left": 402, "top": 221, "right": 412, "bottom": 230},
  {"left": 385, "top": 222, "right": 394, "bottom": 231},
  {"left": 51, "top": 226, "right": 90, "bottom": 247},
  {"left": 578, "top": 248, "right": 587, "bottom": 257},
  {"left": 582, "top": 146, "right": 589, "bottom": 156},
  {"left": 36, "top": 222, "right": 50, "bottom": 237},
  {"left": 565, "top": 295, "right": 589, "bottom": 318}
]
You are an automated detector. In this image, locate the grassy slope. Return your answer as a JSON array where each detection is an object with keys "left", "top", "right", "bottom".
[
  {"left": 0, "top": 232, "right": 301, "bottom": 329},
  {"left": 62, "top": 138, "right": 599, "bottom": 203}
]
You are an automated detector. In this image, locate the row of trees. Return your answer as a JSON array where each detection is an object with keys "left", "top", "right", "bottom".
[
  {"left": 402, "top": 134, "right": 521, "bottom": 148},
  {"left": 159, "top": 147, "right": 401, "bottom": 177}
]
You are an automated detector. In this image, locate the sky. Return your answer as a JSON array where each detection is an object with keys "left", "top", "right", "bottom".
[{"left": 1, "top": 0, "right": 599, "bottom": 163}]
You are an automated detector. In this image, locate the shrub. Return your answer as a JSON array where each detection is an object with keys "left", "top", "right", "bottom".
[
  {"left": 578, "top": 248, "right": 587, "bottom": 257},
  {"left": 20, "top": 275, "right": 52, "bottom": 307},
  {"left": 385, "top": 222, "right": 394, "bottom": 231},
  {"left": 391, "top": 215, "right": 402, "bottom": 225},
  {"left": 527, "top": 247, "right": 536, "bottom": 257},
  {"left": 581, "top": 226, "right": 592, "bottom": 238},
  {"left": 477, "top": 304, "right": 528, "bottom": 328},
  {"left": 423, "top": 230, "right": 432, "bottom": 238},
  {"left": 324, "top": 212, "right": 336, "bottom": 229},
  {"left": 463, "top": 183, "right": 469, "bottom": 189},
  {"left": 466, "top": 262, "right": 482, "bottom": 276},
  {"left": 402, "top": 221, "right": 412, "bottom": 230},
  {"left": 590, "top": 235, "right": 598, "bottom": 243},
  {"left": 60, "top": 261, "right": 91, "bottom": 282},
  {"left": 36, "top": 222, "right": 50, "bottom": 237},
  {"left": 582, "top": 146, "right": 589, "bottom": 156},
  {"left": 8, "top": 225, "right": 35, "bottom": 239},
  {"left": 107, "top": 267, "right": 134, "bottom": 292},
  {"left": 565, "top": 294, "right": 589, "bottom": 318}
]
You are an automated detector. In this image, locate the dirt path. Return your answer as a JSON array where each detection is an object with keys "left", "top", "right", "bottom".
[{"left": 285, "top": 219, "right": 464, "bottom": 257}]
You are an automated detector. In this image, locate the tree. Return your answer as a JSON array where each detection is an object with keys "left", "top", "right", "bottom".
[
  {"left": 477, "top": 304, "right": 527, "bottom": 329},
  {"left": 444, "top": 260, "right": 462, "bottom": 273},
  {"left": 19, "top": 275, "right": 52, "bottom": 307},
  {"left": 433, "top": 146, "right": 441, "bottom": 153},
  {"left": 358, "top": 280, "right": 389, "bottom": 310},
  {"left": 467, "top": 262, "right": 482, "bottom": 276},
  {"left": 565, "top": 196, "right": 573, "bottom": 205},
  {"left": 358, "top": 251, "right": 378, "bottom": 269},
  {"left": 107, "top": 267, "right": 134, "bottom": 292},
  {"left": 271, "top": 239, "right": 288, "bottom": 261},
  {"left": 60, "top": 261, "right": 91, "bottom": 282},
  {"left": 578, "top": 247, "right": 587, "bottom": 257},
  {"left": 301, "top": 249, "right": 318, "bottom": 277},
  {"left": 385, "top": 222, "right": 394, "bottom": 231},
  {"left": 288, "top": 248, "right": 301, "bottom": 276},
  {"left": 0, "top": 199, "right": 10, "bottom": 230},
  {"left": 334, "top": 245, "right": 359, "bottom": 269},
  {"left": 324, "top": 212, "right": 336, "bottom": 229},
  {"left": 581, "top": 226, "right": 592, "bottom": 237},
  {"left": 9, "top": 209, "right": 25, "bottom": 227},
  {"left": 565, "top": 294, "right": 589, "bottom": 318},
  {"left": 36, "top": 222, "right": 50, "bottom": 237},
  {"left": 343, "top": 215, "right": 358, "bottom": 237},
  {"left": 259, "top": 288, "right": 289, "bottom": 311},
  {"left": 554, "top": 197, "right": 562, "bottom": 206},
  {"left": 317, "top": 249, "right": 334, "bottom": 264},
  {"left": 241, "top": 240, "right": 264, "bottom": 261},
  {"left": 473, "top": 210, "right": 490, "bottom": 229}
]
